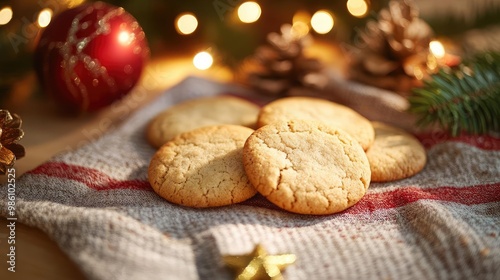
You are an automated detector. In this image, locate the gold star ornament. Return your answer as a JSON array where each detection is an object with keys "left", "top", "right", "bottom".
[{"left": 224, "top": 244, "right": 296, "bottom": 280}]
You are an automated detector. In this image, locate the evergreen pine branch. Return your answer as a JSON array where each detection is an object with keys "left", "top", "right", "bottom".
[{"left": 408, "top": 52, "right": 500, "bottom": 136}]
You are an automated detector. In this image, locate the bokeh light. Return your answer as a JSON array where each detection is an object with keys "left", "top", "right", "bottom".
[
  {"left": 118, "top": 31, "right": 134, "bottom": 45},
  {"left": 193, "top": 51, "right": 213, "bottom": 70},
  {"left": 67, "top": 0, "right": 86, "bottom": 8},
  {"left": 0, "top": 6, "right": 13, "bottom": 25},
  {"left": 292, "top": 11, "right": 310, "bottom": 37},
  {"left": 237, "top": 1, "right": 261, "bottom": 23},
  {"left": 347, "top": 0, "right": 368, "bottom": 18},
  {"left": 37, "top": 8, "right": 53, "bottom": 28},
  {"left": 292, "top": 21, "right": 310, "bottom": 37},
  {"left": 429, "top": 40, "right": 445, "bottom": 59},
  {"left": 175, "top": 13, "right": 198, "bottom": 35},
  {"left": 293, "top": 10, "right": 311, "bottom": 24},
  {"left": 311, "top": 10, "right": 334, "bottom": 34}
]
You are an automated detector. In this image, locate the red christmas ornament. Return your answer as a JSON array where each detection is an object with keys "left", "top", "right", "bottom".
[{"left": 34, "top": 2, "right": 149, "bottom": 112}]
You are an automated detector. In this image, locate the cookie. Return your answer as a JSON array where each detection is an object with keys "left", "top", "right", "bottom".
[
  {"left": 243, "top": 120, "right": 371, "bottom": 215},
  {"left": 257, "top": 97, "right": 374, "bottom": 151},
  {"left": 147, "top": 96, "right": 260, "bottom": 148},
  {"left": 148, "top": 125, "right": 257, "bottom": 208},
  {"left": 366, "top": 122, "right": 427, "bottom": 182}
]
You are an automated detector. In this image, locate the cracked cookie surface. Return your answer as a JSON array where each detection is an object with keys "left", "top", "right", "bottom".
[
  {"left": 257, "top": 97, "right": 375, "bottom": 151},
  {"left": 147, "top": 96, "right": 260, "bottom": 148},
  {"left": 366, "top": 122, "right": 427, "bottom": 182},
  {"left": 148, "top": 125, "right": 257, "bottom": 208},
  {"left": 243, "top": 120, "right": 371, "bottom": 215}
]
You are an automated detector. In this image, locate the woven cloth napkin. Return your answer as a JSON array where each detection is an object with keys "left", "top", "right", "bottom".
[{"left": 1, "top": 77, "right": 499, "bottom": 280}]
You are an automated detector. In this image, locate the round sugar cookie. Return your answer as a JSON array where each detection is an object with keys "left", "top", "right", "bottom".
[
  {"left": 366, "top": 122, "right": 427, "bottom": 182},
  {"left": 148, "top": 125, "right": 257, "bottom": 208},
  {"left": 243, "top": 120, "right": 371, "bottom": 215},
  {"left": 257, "top": 97, "right": 375, "bottom": 151},
  {"left": 147, "top": 96, "right": 260, "bottom": 148}
]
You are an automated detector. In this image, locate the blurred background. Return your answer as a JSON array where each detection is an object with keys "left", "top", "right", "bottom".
[{"left": 1, "top": 0, "right": 499, "bottom": 109}]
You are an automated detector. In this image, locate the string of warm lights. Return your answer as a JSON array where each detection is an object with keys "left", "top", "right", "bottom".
[
  {"left": 0, "top": 5, "right": 54, "bottom": 28},
  {"left": 180, "top": 1, "right": 354, "bottom": 70},
  {"left": 0, "top": 0, "right": 86, "bottom": 27},
  {"left": 1, "top": 1, "right": 446, "bottom": 72}
]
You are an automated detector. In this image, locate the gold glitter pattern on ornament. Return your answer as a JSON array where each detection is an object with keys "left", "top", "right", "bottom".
[{"left": 224, "top": 244, "right": 296, "bottom": 280}]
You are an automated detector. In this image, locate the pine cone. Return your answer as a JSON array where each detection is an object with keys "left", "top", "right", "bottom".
[
  {"left": 240, "top": 24, "right": 328, "bottom": 97},
  {"left": 347, "top": 0, "right": 434, "bottom": 94},
  {"left": 0, "top": 110, "right": 25, "bottom": 174}
]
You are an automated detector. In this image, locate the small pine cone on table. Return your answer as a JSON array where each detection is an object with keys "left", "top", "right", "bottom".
[
  {"left": 239, "top": 24, "right": 328, "bottom": 97},
  {"left": 346, "top": 0, "right": 434, "bottom": 95},
  {"left": 0, "top": 110, "right": 25, "bottom": 174}
]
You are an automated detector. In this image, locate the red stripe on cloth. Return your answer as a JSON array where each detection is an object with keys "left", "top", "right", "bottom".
[
  {"left": 416, "top": 132, "right": 500, "bottom": 150},
  {"left": 28, "top": 162, "right": 152, "bottom": 191},
  {"left": 343, "top": 183, "right": 500, "bottom": 214},
  {"left": 242, "top": 184, "right": 500, "bottom": 214},
  {"left": 27, "top": 162, "right": 499, "bottom": 213}
]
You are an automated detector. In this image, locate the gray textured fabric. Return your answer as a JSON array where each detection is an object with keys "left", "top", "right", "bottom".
[{"left": 1, "top": 77, "right": 499, "bottom": 280}]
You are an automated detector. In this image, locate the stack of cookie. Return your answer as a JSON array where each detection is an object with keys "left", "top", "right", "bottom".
[{"left": 147, "top": 96, "right": 426, "bottom": 215}]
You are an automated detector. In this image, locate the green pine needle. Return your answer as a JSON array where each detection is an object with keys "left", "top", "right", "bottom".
[{"left": 408, "top": 52, "right": 500, "bottom": 136}]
